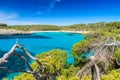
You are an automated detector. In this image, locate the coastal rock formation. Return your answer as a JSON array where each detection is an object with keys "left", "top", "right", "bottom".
[{"left": 0, "top": 29, "right": 30, "bottom": 35}]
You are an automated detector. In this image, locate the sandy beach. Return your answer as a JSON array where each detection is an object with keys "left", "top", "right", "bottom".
[
  {"left": 30, "top": 30, "right": 90, "bottom": 34},
  {"left": 0, "top": 29, "right": 90, "bottom": 35}
]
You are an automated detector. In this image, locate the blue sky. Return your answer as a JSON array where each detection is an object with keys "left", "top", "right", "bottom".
[{"left": 0, "top": 0, "right": 120, "bottom": 25}]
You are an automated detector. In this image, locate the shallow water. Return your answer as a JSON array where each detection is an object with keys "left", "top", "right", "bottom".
[{"left": 0, "top": 32, "right": 84, "bottom": 79}]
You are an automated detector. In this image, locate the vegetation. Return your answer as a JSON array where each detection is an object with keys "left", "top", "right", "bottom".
[
  {"left": 0, "top": 22, "right": 119, "bottom": 32},
  {"left": 0, "top": 25, "right": 61, "bottom": 31},
  {"left": 14, "top": 49, "right": 68, "bottom": 80},
  {"left": 79, "top": 69, "right": 120, "bottom": 80},
  {"left": 72, "top": 40, "right": 91, "bottom": 66},
  {"left": 0, "top": 21, "right": 120, "bottom": 80},
  {"left": 0, "top": 23, "right": 7, "bottom": 27},
  {"left": 113, "top": 47, "right": 120, "bottom": 61}
]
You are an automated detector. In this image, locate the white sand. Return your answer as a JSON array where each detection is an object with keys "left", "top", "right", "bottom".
[
  {"left": 30, "top": 30, "right": 90, "bottom": 34},
  {"left": 0, "top": 29, "right": 91, "bottom": 35}
]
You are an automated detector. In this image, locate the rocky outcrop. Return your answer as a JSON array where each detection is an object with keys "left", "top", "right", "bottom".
[{"left": 0, "top": 29, "right": 31, "bottom": 35}]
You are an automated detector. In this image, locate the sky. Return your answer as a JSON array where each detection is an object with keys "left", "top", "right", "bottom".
[{"left": 0, "top": 0, "right": 120, "bottom": 25}]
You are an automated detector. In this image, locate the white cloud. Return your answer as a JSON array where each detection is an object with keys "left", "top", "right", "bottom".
[
  {"left": 0, "top": 19, "right": 40, "bottom": 25},
  {"left": 36, "top": 11, "right": 44, "bottom": 15},
  {"left": 0, "top": 11, "right": 38, "bottom": 25},
  {"left": 56, "top": 0, "right": 61, "bottom": 2},
  {"left": 36, "top": 0, "right": 61, "bottom": 14},
  {"left": 0, "top": 11, "right": 18, "bottom": 20}
]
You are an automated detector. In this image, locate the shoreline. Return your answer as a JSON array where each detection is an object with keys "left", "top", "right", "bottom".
[
  {"left": 30, "top": 30, "right": 90, "bottom": 34},
  {"left": 0, "top": 29, "right": 90, "bottom": 35},
  {"left": 0, "top": 29, "right": 31, "bottom": 35}
]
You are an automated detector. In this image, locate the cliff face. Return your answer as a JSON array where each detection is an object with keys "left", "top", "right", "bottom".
[{"left": 0, "top": 29, "right": 30, "bottom": 35}]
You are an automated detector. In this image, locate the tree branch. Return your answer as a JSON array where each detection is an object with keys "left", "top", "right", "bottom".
[{"left": 0, "top": 43, "right": 45, "bottom": 80}]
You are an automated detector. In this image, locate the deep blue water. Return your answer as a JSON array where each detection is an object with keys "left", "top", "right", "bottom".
[{"left": 0, "top": 32, "right": 84, "bottom": 79}]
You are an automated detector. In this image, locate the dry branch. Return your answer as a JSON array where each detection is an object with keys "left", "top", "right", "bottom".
[
  {"left": 76, "top": 37, "right": 118, "bottom": 80},
  {"left": 0, "top": 43, "right": 48, "bottom": 80}
]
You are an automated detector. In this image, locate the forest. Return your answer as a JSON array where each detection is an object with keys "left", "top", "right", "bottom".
[
  {"left": 0, "top": 22, "right": 120, "bottom": 32},
  {"left": 0, "top": 22, "right": 120, "bottom": 80}
]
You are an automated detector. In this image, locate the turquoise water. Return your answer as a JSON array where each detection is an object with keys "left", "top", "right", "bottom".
[{"left": 0, "top": 32, "right": 84, "bottom": 79}]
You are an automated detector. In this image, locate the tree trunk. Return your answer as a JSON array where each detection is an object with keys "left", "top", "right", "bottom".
[{"left": 91, "top": 64, "right": 101, "bottom": 80}]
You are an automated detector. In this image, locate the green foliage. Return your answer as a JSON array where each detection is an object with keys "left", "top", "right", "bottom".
[
  {"left": 116, "top": 36, "right": 120, "bottom": 40},
  {"left": 2, "top": 78, "right": 8, "bottom": 80},
  {"left": 81, "top": 76, "right": 91, "bottom": 80},
  {"left": 75, "top": 69, "right": 120, "bottom": 80},
  {"left": 60, "top": 65, "right": 79, "bottom": 78},
  {"left": 68, "top": 77, "right": 79, "bottom": 80},
  {"left": 58, "top": 70, "right": 120, "bottom": 80},
  {"left": 102, "top": 70, "right": 120, "bottom": 80},
  {"left": 56, "top": 75, "right": 79, "bottom": 80},
  {"left": 113, "top": 47, "right": 120, "bottom": 60},
  {"left": 56, "top": 75, "right": 91, "bottom": 80},
  {"left": 102, "top": 32, "right": 117, "bottom": 37},
  {"left": 14, "top": 49, "right": 68, "bottom": 80},
  {"left": 36, "top": 49, "right": 68, "bottom": 74},
  {"left": 0, "top": 23, "right": 7, "bottom": 27},
  {"left": 9, "top": 25, "right": 61, "bottom": 31},
  {"left": 14, "top": 73, "right": 34, "bottom": 80},
  {"left": 72, "top": 40, "right": 91, "bottom": 65}
]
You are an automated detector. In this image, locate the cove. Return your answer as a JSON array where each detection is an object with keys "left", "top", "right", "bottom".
[{"left": 0, "top": 32, "right": 84, "bottom": 79}]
